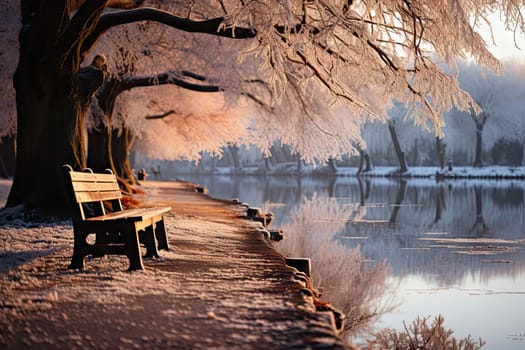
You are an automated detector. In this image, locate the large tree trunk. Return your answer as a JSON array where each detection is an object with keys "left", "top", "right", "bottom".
[
  {"left": 87, "top": 79, "right": 121, "bottom": 175},
  {"left": 88, "top": 78, "right": 139, "bottom": 184},
  {"left": 87, "top": 120, "right": 114, "bottom": 173},
  {"left": 7, "top": 57, "right": 85, "bottom": 210},
  {"left": 6, "top": 3, "right": 106, "bottom": 211},
  {"left": 112, "top": 127, "right": 137, "bottom": 184}
]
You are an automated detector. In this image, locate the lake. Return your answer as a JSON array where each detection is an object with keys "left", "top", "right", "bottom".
[{"left": 167, "top": 174, "right": 525, "bottom": 349}]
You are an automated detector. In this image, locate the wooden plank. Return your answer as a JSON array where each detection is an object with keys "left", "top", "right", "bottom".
[
  {"left": 68, "top": 171, "right": 96, "bottom": 181},
  {"left": 85, "top": 208, "right": 148, "bottom": 222},
  {"left": 74, "top": 190, "right": 122, "bottom": 203},
  {"left": 137, "top": 207, "right": 172, "bottom": 219},
  {"left": 71, "top": 181, "right": 120, "bottom": 192},
  {"left": 96, "top": 190, "right": 123, "bottom": 201},
  {"left": 74, "top": 191, "right": 101, "bottom": 203},
  {"left": 69, "top": 171, "right": 116, "bottom": 182},
  {"left": 85, "top": 207, "right": 171, "bottom": 222}
]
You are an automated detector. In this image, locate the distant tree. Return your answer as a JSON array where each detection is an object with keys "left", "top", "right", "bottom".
[
  {"left": 363, "top": 61, "right": 525, "bottom": 167},
  {"left": 3, "top": 1, "right": 525, "bottom": 210},
  {"left": 471, "top": 102, "right": 489, "bottom": 167},
  {"left": 444, "top": 61, "right": 525, "bottom": 167},
  {"left": 388, "top": 120, "right": 409, "bottom": 173},
  {"left": 435, "top": 137, "right": 447, "bottom": 170}
]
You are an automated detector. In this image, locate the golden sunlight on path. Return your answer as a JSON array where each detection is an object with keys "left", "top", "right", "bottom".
[{"left": 0, "top": 180, "right": 353, "bottom": 349}]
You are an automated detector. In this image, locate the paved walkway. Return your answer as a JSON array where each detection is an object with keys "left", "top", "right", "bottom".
[{"left": 0, "top": 181, "right": 354, "bottom": 349}]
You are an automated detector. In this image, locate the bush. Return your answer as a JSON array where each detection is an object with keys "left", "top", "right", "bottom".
[{"left": 366, "top": 315, "right": 485, "bottom": 350}]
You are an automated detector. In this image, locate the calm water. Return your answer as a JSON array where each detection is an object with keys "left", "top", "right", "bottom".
[{"left": 169, "top": 174, "right": 525, "bottom": 349}]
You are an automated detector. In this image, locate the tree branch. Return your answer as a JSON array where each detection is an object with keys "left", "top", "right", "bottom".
[
  {"left": 179, "top": 70, "right": 207, "bottom": 81},
  {"left": 105, "top": 69, "right": 271, "bottom": 112},
  {"left": 120, "top": 71, "right": 222, "bottom": 93},
  {"left": 106, "top": 0, "right": 145, "bottom": 9},
  {"left": 145, "top": 110, "right": 176, "bottom": 120},
  {"left": 240, "top": 92, "right": 271, "bottom": 111},
  {"left": 81, "top": 7, "right": 256, "bottom": 56},
  {"left": 57, "top": 0, "right": 108, "bottom": 66}
]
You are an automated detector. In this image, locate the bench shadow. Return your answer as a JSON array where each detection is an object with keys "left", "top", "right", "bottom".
[{"left": 0, "top": 249, "right": 56, "bottom": 272}]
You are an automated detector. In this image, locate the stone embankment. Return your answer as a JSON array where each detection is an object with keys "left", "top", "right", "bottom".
[{"left": 0, "top": 181, "right": 354, "bottom": 349}]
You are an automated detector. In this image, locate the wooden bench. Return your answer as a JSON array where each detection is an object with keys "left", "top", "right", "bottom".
[{"left": 62, "top": 165, "right": 171, "bottom": 271}]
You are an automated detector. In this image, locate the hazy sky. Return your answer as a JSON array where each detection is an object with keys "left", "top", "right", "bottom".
[{"left": 478, "top": 14, "right": 525, "bottom": 59}]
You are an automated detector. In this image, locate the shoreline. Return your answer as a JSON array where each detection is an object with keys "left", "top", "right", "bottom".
[
  {"left": 161, "top": 165, "right": 525, "bottom": 180},
  {"left": 0, "top": 180, "right": 354, "bottom": 349}
]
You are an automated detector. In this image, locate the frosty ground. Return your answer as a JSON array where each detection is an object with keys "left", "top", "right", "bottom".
[{"left": 0, "top": 179, "right": 352, "bottom": 349}]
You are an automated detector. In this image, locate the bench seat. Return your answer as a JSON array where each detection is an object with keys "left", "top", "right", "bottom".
[{"left": 84, "top": 207, "right": 171, "bottom": 224}]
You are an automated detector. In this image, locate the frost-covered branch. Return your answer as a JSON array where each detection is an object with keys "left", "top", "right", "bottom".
[
  {"left": 81, "top": 7, "right": 257, "bottom": 55},
  {"left": 121, "top": 71, "right": 222, "bottom": 93},
  {"left": 117, "top": 69, "right": 272, "bottom": 110}
]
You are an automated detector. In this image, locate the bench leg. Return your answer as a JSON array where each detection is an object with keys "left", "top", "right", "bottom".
[
  {"left": 69, "top": 229, "right": 90, "bottom": 270},
  {"left": 92, "top": 232, "right": 111, "bottom": 258},
  {"left": 126, "top": 227, "right": 144, "bottom": 271},
  {"left": 140, "top": 225, "right": 159, "bottom": 258},
  {"left": 155, "top": 218, "right": 170, "bottom": 251}
]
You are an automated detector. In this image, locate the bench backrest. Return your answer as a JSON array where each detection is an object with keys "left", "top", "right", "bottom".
[{"left": 63, "top": 165, "right": 123, "bottom": 221}]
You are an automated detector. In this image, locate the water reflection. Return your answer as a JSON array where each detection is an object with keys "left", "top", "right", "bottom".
[
  {"left": 276, "top": 195, "right": 394, "bottom": 334},
  {"left": 172, "top": 174, "right": 525, "bottom": 349}
]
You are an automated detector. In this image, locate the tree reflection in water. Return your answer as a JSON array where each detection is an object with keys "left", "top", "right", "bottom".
[{"left": 276, "top": 195, "right": 396, "bottom": 338}]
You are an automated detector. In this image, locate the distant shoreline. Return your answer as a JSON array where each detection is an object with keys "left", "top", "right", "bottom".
[{"left": 158, "top": 165, "right": 525, "bottom": 180}]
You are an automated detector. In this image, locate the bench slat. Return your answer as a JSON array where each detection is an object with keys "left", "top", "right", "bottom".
[
  {"left": 85, "top": 207, "right": 172, "bottom": 222},
  {"left": 71, "top": 181, "right": 120, "bottom": 192},
  {"left": 74, "top": 190, "right": 122, "bottom": 203},
  {"left": 69, "top": 171, "right": 117, "bottom": 182}
]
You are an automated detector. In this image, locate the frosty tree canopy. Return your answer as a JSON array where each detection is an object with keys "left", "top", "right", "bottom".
[{"left": 2, "top": 0, "right": 524, "bottom": 209}]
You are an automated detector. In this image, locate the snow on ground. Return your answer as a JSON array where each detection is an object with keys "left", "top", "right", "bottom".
[
  {"left": 0, "top": 180, "right": 351, "bottom": 349},
  {"left": 0, "top": 179, "right": 73, "bottom": 272}
]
